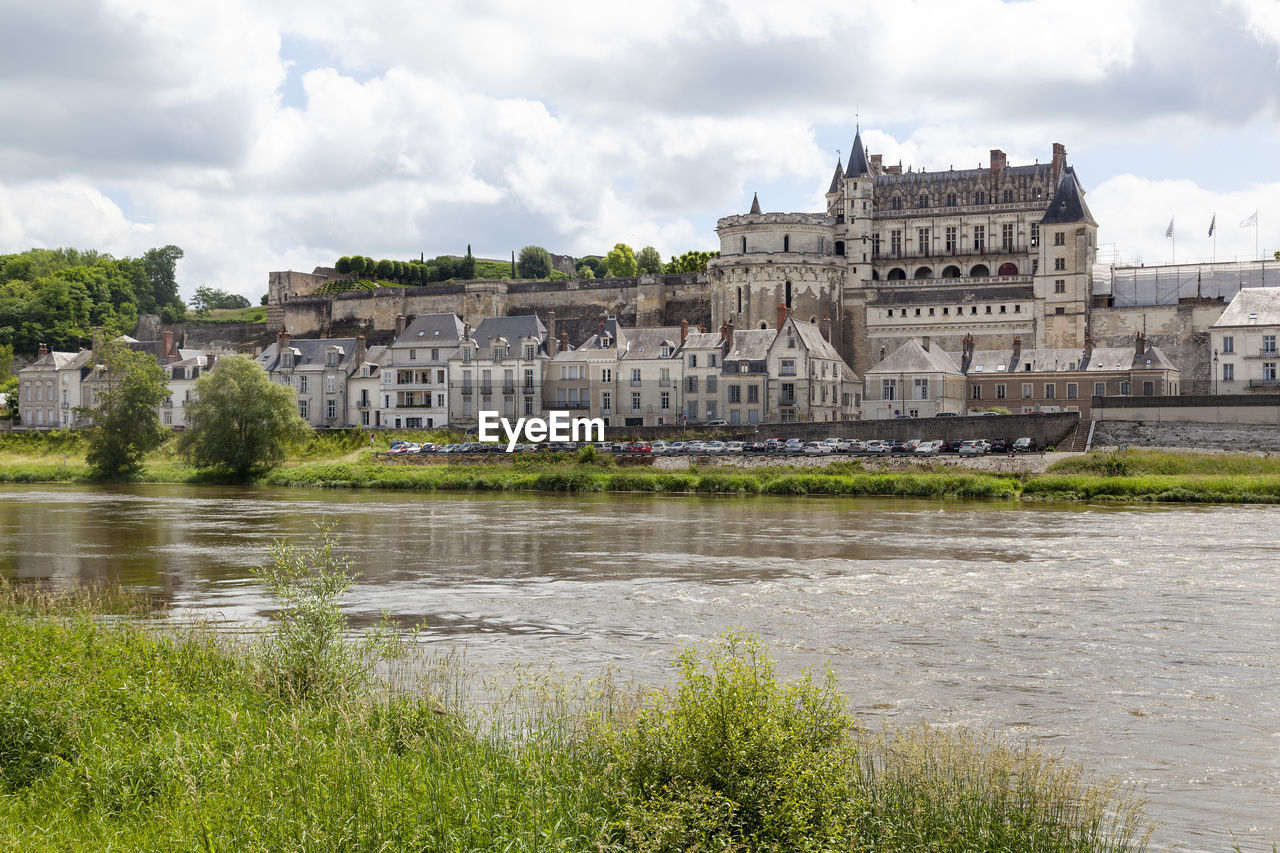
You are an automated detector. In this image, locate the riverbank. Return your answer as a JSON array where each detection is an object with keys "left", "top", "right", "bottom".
[
  {"left": 0, "top": 581, "right": 1151, "bottom": 852},
  {"left": 1, "top": 432, "right": 1277, "bottom": 503}
]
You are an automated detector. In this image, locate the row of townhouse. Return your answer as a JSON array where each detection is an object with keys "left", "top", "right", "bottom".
[
  {"left": 862, "top": 332, "right": 1180, "bottom": 420},
  {"left": 254, "top": 308, "right": 864, "bottom": 430},
  {"left": 17, "top": 331, "right": 217, "bottom": 430}
]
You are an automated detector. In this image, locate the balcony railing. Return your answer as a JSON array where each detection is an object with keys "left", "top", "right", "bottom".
[
  {"left": 555, "top": 401, "right": 591, "bottom": 410},
  {"left": 461, "top": 385, "right": 473, "bottom": 396},
  {"left": 1249, "top": 348, "right": 1279, "bottom": 359},
  {"left": 502, "top": 384, "right": 515, "bottom": 394},
  {"left": 779, "top": 396, "right": 796, "bottom": 406},
  {"left": 1248, "top": 378, "right": 1279, "bottom": 388},
  {"left": 630, "top": 379, "right": 642, "bottom": 386},
  {"left": 480, "top": 384, "right": 493, "bottom": 395}
]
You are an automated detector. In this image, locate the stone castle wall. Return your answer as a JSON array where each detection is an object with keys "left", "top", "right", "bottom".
[{"left": 1089, "top": 302, "right": 1226, "bottom": 394}]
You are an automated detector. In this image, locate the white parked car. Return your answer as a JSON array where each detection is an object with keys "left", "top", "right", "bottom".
[
  {"left": 914, "top": 440, "right": 943, "bottom": 456},
  {"left": 703, "top": 441, "right": 727, "bottom": 453},
  {"left": 649, "top": 440, "right": 671, "bottom": 455},
  {"left": 724, "top": 441, "right": 746, "bottom": 453},
  {"left": 958, "top": 440, "right": 986, "bottom": 456},
  {"left": 802, "top": 441, "right": 832, "bottom": 454}
]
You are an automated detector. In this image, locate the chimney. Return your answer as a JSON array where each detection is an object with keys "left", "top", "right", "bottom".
[
  {"left": 725, "top": 320, "right": 734, "bottom": 352},
  {"left": 205, "top": 353, "right": 215, "bottom": 370},
  {"left": 869, "top": 154, "right": 883, "bottom": 172},
  {"left": 776, "top": 303, "right": 789, "bottom": 329},
  {"left": 597, "top": 320, "right": 605, "bottom": 339},
  {"left": 355, "top": 334, "right": 367, "bottom": 365},
  {"left": 560, "top": 330, "right": 569, "bottom": 353},
  {"left": 989, "top": 149, "right": 1006, "bottom": 186},
  {"left": 820, "top": 316, "right": 831, "bottom": 342},
  {"left": 1082, "top": 335, "right": 1093, "bottom": 363},
  {"left": 38, "top": 343, "right": 48, "bottom": 357},
  {"left": 1011, "top": 335, "right": 1022, "bottom": 368},
  {"left": 1051, "top": 142, "right": 1066, "bottom": 186},
  {"left": 1135, "top": 332, "right": 1145, "bottom": 357},
  {"left": 962, "top": 333, "right": 975, "bottom": 362},
  {"left": 277, "top": 328, "right": 289, "bottom": 354},
  {"left": 547, "top": 311, "right": 556, "bottom": 351},
  {"left": 680, "top": 318, "right": 689, "bottom": 345},
  {"left": 161, "top": 330, "right": 175, "bottom": 362},
  {"left": 922, "top": 335, "right": 930, "bottom": 352},
  {"left": 463, "top": 322, "right": 471, "bottom": 340},
  {"left": 395, "top": 314, "right": 407, "bottom": 337}
]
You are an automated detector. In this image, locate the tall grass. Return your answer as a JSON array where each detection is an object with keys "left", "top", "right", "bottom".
[
  {"left": 1048, "top": 449, "right": 1280, "bottom": 477},
  {"left": 0, "top": 577, "right": 1155, "bottom": 852}
]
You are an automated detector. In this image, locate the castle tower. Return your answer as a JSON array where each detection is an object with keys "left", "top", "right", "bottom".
[
  {"left": 1034, "top": 164, "right": 1097, "bottom": 349},
  {"left": 706, "top": 194, "right": 845, "bottom": 351}
]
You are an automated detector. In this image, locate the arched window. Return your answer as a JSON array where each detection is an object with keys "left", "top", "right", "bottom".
[
  {"left": 736, "top": 286, "right": 742, "bottom": 314},
  {"left": 834, "top": 240, "right": 845, "bottom": 256},
  {"left": 914, "top": 267, "right": 932, "bottom": 279},
  {"left": 942, "top": 265, "right": 961, "bottom": 278},
  {"left": 759, "top": 321, "right": 767, "bottom": 329},
  {"left": 970, "top": 264, "right": 990, "bottom": 277},
  {"left": 887, "top": 268, "right": 906, "bottom": 280},
  {"left": 783, "top": 234, "right": 790, "bottom": 252},
  {"left": 997, "top": 262, "right": 1019, "bottom": 276},
  {"left": 784, "top": 281, "right": 792, "bottom": 308},
  {"left": 871, "top": 269, "right": 880, "bottom": 280}
]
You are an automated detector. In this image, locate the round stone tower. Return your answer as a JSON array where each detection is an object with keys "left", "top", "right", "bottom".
[{"left": 707, "top": 193, "right": 846, "bottom": 350}]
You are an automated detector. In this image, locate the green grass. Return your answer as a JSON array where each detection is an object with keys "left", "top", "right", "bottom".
[
  {"left": 184, "top": 306, "right": 268, "bottom": 324},
  {"left": 1048, "top": 449, "right": 1280, "bottom": 477},
  {"left": 0, "top": 584, "right": 1153, "bottom": 852}
]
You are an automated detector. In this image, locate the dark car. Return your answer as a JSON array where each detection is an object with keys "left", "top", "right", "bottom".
[
  {"left": 1012, "top": 437, "right": 1036, "bottom": 453},
  {"left": 941, "top": 439, "right": 964, "bottom": 453},
  {"left": 990, "top": 438, "right": 1010, "bottom": 454},
  {"left": 889, "top": 440, "right": 913, "bottom": 455}
]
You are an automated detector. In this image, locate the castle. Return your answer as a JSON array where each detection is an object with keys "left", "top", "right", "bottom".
[{"left": 266, "top": 128, "right": 1278, "bottom": 393}]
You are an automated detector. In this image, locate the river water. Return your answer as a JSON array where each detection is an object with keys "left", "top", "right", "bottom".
[{"left": 1, "top": 484, "right": 1277, "bottom": 851}]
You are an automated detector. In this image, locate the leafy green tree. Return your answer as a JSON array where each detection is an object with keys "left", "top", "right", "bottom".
[
  {"left": 579, "top": 265, "right": 594, "bottom": 279},
  {"left": 191, "top": 285, "right": 251, "bottom": 313},
  {"left": 604, "top": 243, "right": 637, "bottom": 277},
  {"left": 260, "top": 293, "right": 269, "bottom": 306},
  {"left": 458, "top": 246, "right": 476, "bottom": 280},
  {"left": 0, "top": 343, "right": 12, "bottom": 378},
  {"left": 177, "top": 355, "right": 310, "bottom": 476},
  {"left": 636, "top": 245, "right": 663, "bottom": 275},
  {"left": 335, "top": 256, "right": 352, "bottom": 275},
  {"left": 142, "top": 245, "right": 184, "bottom": 314},
  {"left": 517, "top": 245, "right": 552, "bottom": 279},
  {"left": 575, "top": 256, "right": 606, "bottom": 279},
  {"left": 79, "top": 337, "right": 170, "bottom": 478},
  {"left": 0, "top": 375, "right": 17, "bottom": 420},
  {"left": 665, "top": 249, "right": 720, "bottom": 274},
  {"left": 374, "top": 259, "right": 394, "bottom": 280}
]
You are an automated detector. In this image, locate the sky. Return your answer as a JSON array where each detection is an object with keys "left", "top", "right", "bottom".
[{"left": 1, "top": 0, "right": 1278, "bottom": 302}]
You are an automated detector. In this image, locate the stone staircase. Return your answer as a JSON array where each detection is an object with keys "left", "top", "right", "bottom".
[{"left": 1063, "top": 419, "right": 1092, "bottom": 452}]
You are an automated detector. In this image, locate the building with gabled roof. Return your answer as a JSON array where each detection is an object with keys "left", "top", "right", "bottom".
[
  {"left": 256, "top": 330, "right": 366, "bottom": 427},
  {"left": 1210, "top": 287, "right": 1280, "bottom": 393},
  {"left": 448, "top": 315, "right": 549, "bottom": 429}
]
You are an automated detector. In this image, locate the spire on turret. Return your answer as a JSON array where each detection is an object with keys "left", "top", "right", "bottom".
[
  {"left": 1040, "top": 166, "right": 1096, "bottom": 226},
  {"left": 827, "top": 158, "right": 844, "bottom": 195},
  {"left": 749, "top": 192, "right": 761, "bottom": 215},
  {"left": 845, "top": 128, "right": 870, "bottom": 178}
]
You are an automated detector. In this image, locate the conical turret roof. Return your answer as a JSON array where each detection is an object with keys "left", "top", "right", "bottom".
[
  {"left": 827, "top": 158, "right": 844, "bottom": 194},
  {"left": 749, "top": 192, "right": 761, "bottom": 214},
  {"left": 845, "top": 128, "right": 870, "bottom": 178}
]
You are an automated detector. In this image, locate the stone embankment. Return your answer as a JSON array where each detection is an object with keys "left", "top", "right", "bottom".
[
  {"left": 1091, "top": 420, "right": 1280, "bottom": 452},
  {"left": 651, "top": 452, "right": 1075, "bottom": 475}
]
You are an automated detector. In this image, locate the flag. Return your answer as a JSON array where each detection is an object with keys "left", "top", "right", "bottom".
[
  {"left": 1165, "top": 218, "right": 1174, "bottom": 239},
  {"left": 1208, "top": 214, "right": 1216, "bottom": 237},
  {"left": 1241, "top": 210, "right": 1258, "bottom": 228}
]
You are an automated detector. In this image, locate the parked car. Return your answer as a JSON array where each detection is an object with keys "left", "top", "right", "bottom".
[
  {"left": 783, "top": 438, "right": 805, "bottom": 454},
  {"left": 889, "top": 440, "right": 913, "bottom": 455},
  {"left": 1013, "top": 437, "right": 1035, "bottom": 453},
  {"left": 649, "top": 440, "right": 670, "bottom": 454},
  {"left": 706, "top": 419, "right": 729, "bottom": 427},
  {"left": 703, "top": 441, "right": 727, "bottom": 454},
  {"left": 934, "top": 411, "right": 959, "bottom": 417},
  {"left": 914, "top": 440, "right": 943, "bottom": 456},
  {"left": 958, "top": 440, "right": 986, "bottom": 456},
  {"left": 629, "top": 441, "right": 652, "bottom": 454},
  {"left": 745, "top": 441, "right": 769, "bottom": 453},
  {"left": 940, "top": 439, "right": 964, "bottom": 453},
  {"left": 802, "top": 441, "right": 832, "bottom": 455},
  {"left": 863, "top": 440, "right": 890, "bottom": 455},
  {"left": 667, "top": 441, "right": 687, "bottom": 453},
  {"left": 725, "top": 441, "right": 746, "bottom": 453},
  {"left": 764, "top": 438, "right": 787, "bottom": 453},
  {"left": 990, "top": 438, "right": 1010, "bottom": 454}
]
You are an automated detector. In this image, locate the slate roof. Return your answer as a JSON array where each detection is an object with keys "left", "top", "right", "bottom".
[
  {"left": 871, "top": 285, "right": 1034, "bottom": 307},
  {"left": 468, "top": 315, "right": 548, "bottom": 353},
  {"left": 864, "top": 339, "right": 963, "bottom": 376},
  {"left": 948, "top": 345, "right": 1177, "bottom": 374},
  {"left": 256, "top": 337, "right": 359, "bottom": 372},
  {"left": 1040, "top": 166, "right": 1096, "bottom": 226},
  {"left": 787, "top": 318, "right": 845, "bottom": 364},
  {"left": 726, "top": 329, "right": 774, "bottom": 361},
  {"left": 827, "top": 159, "right": 844, "bottom": 194},
  {"left": 1213, "top": 287, "right": 1280, "bottom": 327},
  {"left": 619, "top": 326, "right": 683, "bottom": 360},
  {"left": 875, "top": 162, "right": 1053, "bottom": 191},
  {"left": 845, "top": 129, "right": 870, "bottom": 178},
  {"left": 749, "top": 193, "right": 762, "bottom": 214},
  {"left": 680, "top": 331, "right": 725, "bottom": 350},
  {"left": 395, "top": 313, "right": 465, "bottom": 346}
]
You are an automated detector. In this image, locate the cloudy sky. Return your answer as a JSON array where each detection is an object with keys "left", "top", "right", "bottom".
[{"left": 1, "top": 0, "right": 1278, "bottom": 301}]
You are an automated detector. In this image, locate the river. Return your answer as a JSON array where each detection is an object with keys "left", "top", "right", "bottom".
[{"left": 1, "top": 484, "right": 1276, "bottom": 851}]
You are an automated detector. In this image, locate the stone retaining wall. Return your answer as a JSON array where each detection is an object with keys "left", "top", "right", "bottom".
[{"left": 1091, "top": 419, "right": 1280, "bottom": 452}]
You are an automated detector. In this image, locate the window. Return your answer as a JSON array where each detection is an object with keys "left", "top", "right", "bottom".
[
  {"left": 1142, "top": 381, "right": 1154, "bottom": 396},
  {"left": 787, "top": 337, "right": 796, "bottom": 349},
  {"left": 872, "top": 234, "right": 881, "bottom": 256},
  {"left": 891, "top": 196, "right": 903, "bottom": 210},
  {"left": 299, "top": 376, "right": 309, "bottom": 393},
  {"left": 1055, "top": 280, "right": 1066, "bottom": 294},
  {"left": 705, "top": 375, "right": 717, "bottom": 392},
  {"left": 946, "top": 192, "right": 957, "bottom": 207},
  {"left": 881, "top": 379, "right": 896, "bottom": 401},
  {"left": 945, "top": 226, "right": 957, "bottom": 253},
  {"left": 408, "top": 349, "right": 416, "bottom": 361},
  {"left": 1055, "top": 307, "right": 1066, "bottom": 315},
  {"left": 728, "top": 385, "right": 741, "bottom": 403},
  {"left": 298, "top": 399, "right": 309, "bottom": 419},
  {"left": 890, "top": 230, "right": 902, "bottom": 255},
  {"left": 492, "top": 345, "right": 504, "bottom": 362},
  {"left": 1222, "top": 336, "right": 1234, "bottom": 354},
  {"left": 326, "top": 375, "right": 336, "bottom": 394},
  {"left": 431, "top": 348, "right": 439, "bottom": 361},
  {"left": 361, "top": 411, "right": 369, "bottom": 426},
  {"left": 631, "top": 391, "right": 641, "bottom": 411},
  {"left": 631, "top": 368, "right": 641, "bottom": 384},
  {"left": 524, "top": 368, "right": 534, "bottom": 391},
  {"left": 282, "top": 352, "right": 294, "bottom": 369},
  {"left": 686, "top": 376, "right": 698, "bottom": 393},
  {"left": 1264, "top": 362, "right": 1277, "bottom": 382},
  {"left": 971, "top": 384, "right": 982, "bottom": 400},
  {"left": 917, "top": 228, "right": 929, "bottom": 254},
  {"left": 1222, "top": 363, "right": 1234, "bottom": 381},
  {"left": 1030, "top": 224, "right": 1040, "bottom": 247},
  {"left": 1067, "top": 383, "right": 1078, "bottom": 399},
  {"left": 1044, "top": 383, "right": 1055, "bottom": 399},
  {"left": 973, "top": 225, "right": 985, "bottom": 253},
  {"left": 1054, "top": 257, "right": 1066, "bottom": 271},
  {"left": 995, "top": 383, "right": 1006, "bottom": 400},
  {"left": 1001, "top": 223, "right": 1014, "bottom": 251},
  {"left": 660, "top": 391, "right": 670, "bottom": 411},
  {"left": 913, "top": 378, "right": 929, "bottom": 400},
  {"left": 1054, "top": 231, "right": 1065, "bottom": 246},
  {"left": 437, "top": 369, "right": 445, "bottom": 383},
  {"left": 659, "top": 345, "right": 672, "bottom": 358},
  {"left": 1120, "top": 381, "right": 1131, "bottom": 395},
  {"left": 601, "top": 391, "right": 612, "bottom": 411},
  {"left": 785, "top": 281, "right": 792, "bottom": 308},
  {"left": 917, "top": 194, "right": 928, "bottom": 208},
  {"left": 747, "top": 384, "right": 759, "bottom": 403},
  {"left": 601, "top": 368, "right": 611, "bottom": 382},
  {"left": 706, "top": 401, "right": 718, "bottom": 419},
  {"left": 462, "top": 347, "right": 472, "bottom": 363},
  {"left": 326, "top": 399, "right": 337, "bottom": 419},
  {"left": 1002, "top": 189, "right": 1014, "bottom": 203},
  {"left": 1265, "top": 335, "right": 1277, "bottom": 354},
  {"left": 688, "top": 353, "right": 697, "bottom": 367},
  {"left": 739, "top": 362, "right": 749, "bottom": 373},
  {"left": 974, "top": 190, "right": 986, "bottom": 205},
  {"left": 780, "top": 359, "right": 796, "bottom": 376},
  {"left": 709, "top": 353, "right": 718, "bottom": 367},
  {"left": 1023, "top": 383, "right": 1033, "bottom": 399}
]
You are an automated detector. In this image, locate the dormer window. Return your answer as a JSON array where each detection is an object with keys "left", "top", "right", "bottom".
[
  {"left": 523, "top": 344, "right": 536, "bottom": 360},
  {"left": 660, "top": 345, "right": 671, "bottom": 358},
  {"left": 462, "top": 347, "right": 472, "bottom": 364},
  {"left": 326, "top": 350, "right": 338, "bottom": 367},
  {"left": 492, "top": 346, "right": 503, "bottom": 362},
  {"left": 282, "top": 351, "right": 294, "bottom": 369}
]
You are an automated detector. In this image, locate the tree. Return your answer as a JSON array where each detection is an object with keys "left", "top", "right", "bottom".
[
  {"left": 517, "top": 245, "right": 552, "bottom": 279},
  {"left": 636, "top": 245, "right": 663, "bottom": 275},
  {"left": 665, "top": 249, "right": 720, "bottom": 274},
  {"left": 335, "top": 256, "right": 352, "bottom": 275},
  {"left": 79, "top": 337, "right": 170, "bottom": 478},
  {"left": 177, "top": 355, "right": 310, "bottom": 476},
  {"left": 374, "top": 259, "right": 394, "bottom": 280},
  {"left": 0, "top": 375, "right": 17, "bottom": 421},
  {"left": 191, "top": 285, "right": 251, "bottom": 313},
  {"left": 575, "top": 257, "right": 606, "bottom": 279},
  {"left": 604, "top": 243, "right": 637, "bottom": 277},
  {"left": 260, "top": 293, "right": 269, "bottom": 306},
  {"left": 141, "top": 245, "right": 184, "bottom": 314}
]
